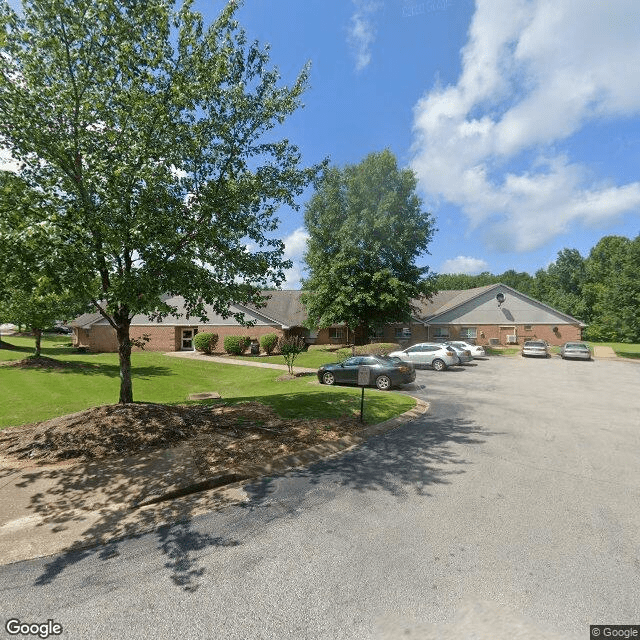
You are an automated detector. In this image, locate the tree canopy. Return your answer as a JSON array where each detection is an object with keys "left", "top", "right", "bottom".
[
  {"left": 301, "top": 150, "right": 437, "bottom": 340},
  {"left": 0, "top": 0, "right": 320, "bottom": 401}
]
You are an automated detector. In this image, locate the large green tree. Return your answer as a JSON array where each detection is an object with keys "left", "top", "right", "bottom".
[
  {"left": 583, "top": 235, "right": 638, "bottom": 341},
  {"left": 301, "top": 150, "right": 437, "bottom": 342},
  {"left": 0, "top": 0, "right": 319, "bottom": 401}
]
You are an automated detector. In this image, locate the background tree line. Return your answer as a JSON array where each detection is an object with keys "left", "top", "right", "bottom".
[{"left": 435, "top": 234, "right": 640, "bottom": 343}]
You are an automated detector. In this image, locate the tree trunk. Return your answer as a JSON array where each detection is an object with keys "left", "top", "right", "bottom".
[
  {"left": 33, "top": 328, "right": 42, "bottom": 357},
  {"left": 116, "top": 322, "right": 133, "bottom": 404}
]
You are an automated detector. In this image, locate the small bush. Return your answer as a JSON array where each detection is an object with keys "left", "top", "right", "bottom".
[
  {"left": 307, "top": 344, "right": 345, "bottom": 352},
  {"left": 335, "top": 343, "right": 402, "bottom": 361},
  {"left": 357, "top": 342, "right": 402, "bottom": 356},
  {"left": 193, "top": 332, "right": 218, "bottom": 354},
  {"left": 223, "top": 335, "right": 247, "bottom": 355},
  {"left": 278, "top": 335, "right": 307, "bottom": 374},
  {"left": 260, "top": 333, "right": 279, "bottom": 356}
]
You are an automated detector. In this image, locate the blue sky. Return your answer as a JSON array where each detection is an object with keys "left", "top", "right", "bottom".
[
  {"left": 192, "top": 0, "right": 640, "bottom": 287},
  {"left": 6, "top": 0, "right": 640, "bottom": 287}
]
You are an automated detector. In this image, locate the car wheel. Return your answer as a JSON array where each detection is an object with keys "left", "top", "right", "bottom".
[
  {"left": 375, "top": 375, "right": 391, "bottom": 390},
  {"left": 322, "top": 372, "right": 335, "bottom": 385},
  {"left": 432, "top": 359, "right": 446, "bottom": 371}
]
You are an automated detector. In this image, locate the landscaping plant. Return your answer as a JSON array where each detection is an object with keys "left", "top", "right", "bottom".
[
  {"left": 279, "top": 336, "right": 307, "bottom": 374},
  {"left": 259, "top": 333, "right": 279, "bottom": 356},
  {"left": 193, "top": 332, "right": 218, "bottom": 355}
]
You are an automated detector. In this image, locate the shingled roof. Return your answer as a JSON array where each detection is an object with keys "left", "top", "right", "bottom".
[
  {"left": 243, "top": 290, "right": 308, "bottom": 328},
  {"left": 411, "top": 285, "right": 497, "bottom": 321}
]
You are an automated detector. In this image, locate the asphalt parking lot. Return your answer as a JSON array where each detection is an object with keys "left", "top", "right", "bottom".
[{"left": 1, "top": 353, "right": 637, "bottom": 639}]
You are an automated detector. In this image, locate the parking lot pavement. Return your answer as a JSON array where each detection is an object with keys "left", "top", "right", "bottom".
[{"left": 1, "top": 355, "right": 637, "bottom": 639}]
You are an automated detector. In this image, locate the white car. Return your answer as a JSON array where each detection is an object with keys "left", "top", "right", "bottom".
[
  {"left": 388, "top": 343, "right": 459, "bottom": 371},
  {"left": 446, "top": 341, "right": 486, "bottom": 359}
]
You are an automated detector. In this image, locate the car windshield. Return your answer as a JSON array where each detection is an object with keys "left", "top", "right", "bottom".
[
  {"left": 566, "top": 343, "right": 588, "bottom": 349},
  {"left": 526, "top": 342, "right": 546, "bottom": 347}
]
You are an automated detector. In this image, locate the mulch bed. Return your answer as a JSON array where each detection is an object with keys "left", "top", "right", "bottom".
[
  {"left": 0, "top": 402, "right": 364, "bottom": 474},
  {"left": 1, "top": 356, "right": 76, "bottom": 369}
]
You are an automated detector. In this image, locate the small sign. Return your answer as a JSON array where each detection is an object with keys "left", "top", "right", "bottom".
[{"left": 357, "top": 365, "right": 372, "bottom": 386}]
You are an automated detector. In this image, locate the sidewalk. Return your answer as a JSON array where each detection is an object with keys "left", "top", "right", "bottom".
[
  {"left": 165, "top": 350, "right": 317, "bottom": 374},
  {"left": 592, "top": 345, "right": 618, "bottom": 359}
]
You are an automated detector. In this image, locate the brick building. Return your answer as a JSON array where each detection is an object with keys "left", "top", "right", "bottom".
[{"left": 71, "top": 284, "right": 585, "bottom": 352}]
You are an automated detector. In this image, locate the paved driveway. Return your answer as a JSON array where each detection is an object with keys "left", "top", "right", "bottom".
[{"left": 1, "top": 356, "right": 638, "bottom": 639}]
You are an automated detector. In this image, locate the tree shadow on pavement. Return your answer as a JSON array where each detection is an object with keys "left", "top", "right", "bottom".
[
  {"left": 244, "top": 405, "right": 496, "bottom": 507},
  {"left": 5, "top": 392, "right": 492, "bottom": 593},
  {"left": 4, "top": 444, "right": 241, "bottom": 593}
]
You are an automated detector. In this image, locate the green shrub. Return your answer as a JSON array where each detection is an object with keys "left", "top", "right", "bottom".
[
  {"left": 357, "top": 342, "right": 402, "bottom": 356},
  {"left": 260, "top": 333, "right": 279, "bottom": 356},
  {"left": 193, "top": 332, "right": 218, "bottom": 354},
  {"left": 223, "top": 335, "right": 247, "bottom": 355},
  {"left": 335, "top": 343, "right": 401, "bottom": 361},
  {"left": 307, "top": 343, "right": 344, "bottom": 352},
  {"left": 242, "top": 336, "right": 253, "bottom": 354}
]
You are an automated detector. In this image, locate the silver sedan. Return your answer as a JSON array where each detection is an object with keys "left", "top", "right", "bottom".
[
  {"left": 447, "top": 340, "right": 486, "bottom": 359},
  {"left": 522, "top": 340, "right": 550, "bottom": 358},
  {"left": 444, "top": 342, "right": 473, "bottom": 364},
  {"left": 560, "top": 342, "right": 592, "bottom": 360}
]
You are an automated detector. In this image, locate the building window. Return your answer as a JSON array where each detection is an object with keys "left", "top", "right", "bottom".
[
  {"left": 329, "top": 328, "right": 343, "bottom": 340},
  {"left": 524, "top": 325, "right": 533, "bottom": 331},
  {"left": 394, "top": 327, "right": 411, "bottom": 338},
  {"left": 432, "top": 327, "right": 449, "bottom": 339},
  {"left": 460, "top": 327, "right": 477, "bottom": 339}
]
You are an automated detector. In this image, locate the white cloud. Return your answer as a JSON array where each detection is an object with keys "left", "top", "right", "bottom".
[
  {"left": 348, "top": 1, "right": 382, "bottom": 72},
  {"left": 440, "top": 256, "right": 489, "bottom": 274},
  {"left": 281, "top": 226, "right": 309, "bottom": 289},
  {"left": 411, "top": 0, "right": 640, "bottom": 252}
]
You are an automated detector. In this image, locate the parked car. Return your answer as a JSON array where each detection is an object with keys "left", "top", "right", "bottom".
[
  {"left": 388, "top": 343, "right": 459, "bottom": 371},
  {"left": 446, "top": 340, "right": 486, "bottom": 359},
  {"left": 443, "top": 342, "right": 473, "bottom": 364},
  {"left": 317, "top": 355, "right": 415, "bottom": 390},
  {"left": 521, "top": 340, "right": 550, "bottom": 358},
  {"left": 44, "top": 325, "right": 73, "bottom": 334},
  {"left": 560, "top": 342, "right": 592, "bottom": 360}
]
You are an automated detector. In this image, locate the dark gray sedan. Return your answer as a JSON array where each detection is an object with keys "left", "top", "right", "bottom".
[
  {"left": 560, "top": 342, "right": 592, "bottom": 360},
  {"left": 317, "top": 355, "right": 415, "bottom": 390}
]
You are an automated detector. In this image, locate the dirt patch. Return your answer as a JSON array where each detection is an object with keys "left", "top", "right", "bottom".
[
  {"left": 1, "top": 356, "right": 76, "bottom": 369},
  {"left": 0, "top": 402, "right": 364, "bottom": 475}
]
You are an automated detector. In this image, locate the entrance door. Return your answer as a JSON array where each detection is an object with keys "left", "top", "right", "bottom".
[{"left": 181, "top": 328, "right": 197, "bottom": 350}]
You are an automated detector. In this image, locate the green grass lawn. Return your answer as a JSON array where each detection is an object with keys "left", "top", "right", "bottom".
[
  {"left": 483, "top": 346, "right": 521, "bottom": 356},
  {"left": 587, "top": 342, "right": 640, "bottom": 359},
  {"left": 0, "top": 336, "right": 415, "bottom": 428},
  {"left": 227, "top": 348, "right": 345, "bottom": 369}
]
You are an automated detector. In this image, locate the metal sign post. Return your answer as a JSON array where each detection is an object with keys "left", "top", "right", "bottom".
[{"left": 357, "top": 365, "right": 372, "bottom": 423}]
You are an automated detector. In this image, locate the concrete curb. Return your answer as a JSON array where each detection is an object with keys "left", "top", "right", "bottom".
[
  {"left": 0, "top": 397, "right": 429, "bottom": 564},
  {"left": 134, "top": 396, "right": 430, "bottom": 507}
]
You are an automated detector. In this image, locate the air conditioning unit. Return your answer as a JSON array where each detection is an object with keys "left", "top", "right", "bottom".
[{"left": 506, "top": 335, "right": 518, "bottom": 344}]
